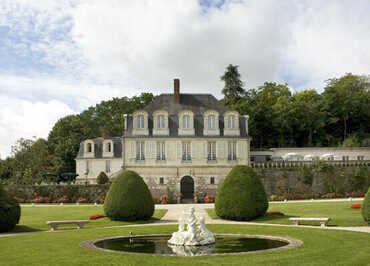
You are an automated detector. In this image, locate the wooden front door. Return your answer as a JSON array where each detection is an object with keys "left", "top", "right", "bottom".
[{"left": 180, "top": 176, "right": 194, "bottom": 199}]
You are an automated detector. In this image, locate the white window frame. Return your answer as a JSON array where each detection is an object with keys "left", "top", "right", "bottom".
[
  {"left": 137, "top": 115, "right": 144, "bottom": 129},
  {"left": 228, "top": 142, "right": 237, "bottom": 161},
  {"left": 208, "top": 142, "right": 216, "bottom": 161},
  {"left": 183, "top": 115, "right": 190, "bottom": 129},
  {"left": 106, "top": 142, "right": 112, "bottom": 152},
  {"left": 136, "top": 141, "right": 145, "bottom": 161},
  {"left": 157, "top": 115, "right": 165, "bottom": 129},
  {"left": 157, "top": 142, "right": 166, "bottom": 161},
  {"left": 208, "top": 115, "right": 215, "bottom": 129},
  {"left": 182, "top": 142, "right": 191, "bottom": 161},
  {"left": 228, "top": 115, "right": 235, "bottom": 129}
]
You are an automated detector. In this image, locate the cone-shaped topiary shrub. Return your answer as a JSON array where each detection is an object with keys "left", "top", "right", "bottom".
[
  {"left": 362, "top": 187, "right": 370, "bottom": 224},
  {"left": 0, "top": 184, "right": 21, "bottom": 232},
  {"left": 104, "top": 170, "right": 154, "bottom": 221},
  {"left": 215, "top": 165, "right": 268, "bottom": 221},
  {"left": 96, "top": 172, "right": 109, "bottom": 185}
]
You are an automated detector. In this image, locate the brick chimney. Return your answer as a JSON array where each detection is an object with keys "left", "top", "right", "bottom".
[
  {"left": 174, "top": 78, "right": 180, "bottom": 103},
  {"left": 101, "top": 128, "right": 109, "bottom": 139}
]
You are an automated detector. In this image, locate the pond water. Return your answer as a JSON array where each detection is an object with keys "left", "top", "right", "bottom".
[{"left": 94, "top": 235, "right": 288, "bottom": 256}]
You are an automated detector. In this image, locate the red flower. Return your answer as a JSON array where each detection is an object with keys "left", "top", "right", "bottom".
[
  {"left": 267, "top": 211, "right": 285, "bottom": 216},
  {"left": 350, "top": 204, "right": 362, "bottom": 209},
  {"left": 204, "top": 194, "right": 215, "bottom": 203},
  {"left": 76, "top": 197, "right": 88, "bottom": 203},
  {"left": 90, "top": 214, "right": 107, "bottom": 220},
  {"left": 159, "top": 195, "right": 169, "bottom": 204}
]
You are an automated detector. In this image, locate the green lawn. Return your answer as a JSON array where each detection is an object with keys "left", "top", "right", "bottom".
[
  {"left": 206, "top": 200, "right": 367, "bottom": 227},
  {"left": 13, "top": 206, "right": 167, "bottom": 232},
  {"left": 1, "top": 224, "right": 369, "bottom": 266}
]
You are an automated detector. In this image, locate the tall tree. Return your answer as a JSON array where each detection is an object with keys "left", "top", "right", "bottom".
[
  {"left": 292, "top": 90, "right": 325, "bottom": 146},
  {"left": 11, "top": 138, "right": 57, "bottom": 184},
  {"left": 221, "top": 64, "right": 245, "bottom": 106},
  {"left": 322, "top": 73, "right": 370, "bottom": 144}
]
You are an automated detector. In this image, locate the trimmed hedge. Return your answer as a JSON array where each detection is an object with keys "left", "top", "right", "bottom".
[
  {"left": 104, "top": 170, "right": 154, "bottom": 221},
  {"left": 0, "top": 185, "right": 21, "bottom": 232},
  {"left": 362, "top": 187, "right": 370, "bottom": 224},
  {"left": 215, "top": 165, "right": 268, "bottom": 221},
  {"left": 96, "top": 172, "right": 109, "bottom": 185},
  {"left": 4, "top": 184, "right": 109, "bottom": 203}
]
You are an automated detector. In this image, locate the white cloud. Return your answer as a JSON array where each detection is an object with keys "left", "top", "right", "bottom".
[
  {"left": 0, "top": 96, "right": 75, "bottom": 158},
  {"left": 0, "top": 0, "right": 369, "bottom": 157}
]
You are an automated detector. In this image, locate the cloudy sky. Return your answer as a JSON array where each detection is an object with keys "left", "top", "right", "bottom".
[{"left": 0, "top": 0, "right": 369, "bottom": 158}]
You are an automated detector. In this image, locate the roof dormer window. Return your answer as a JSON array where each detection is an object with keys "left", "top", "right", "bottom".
[
  {"left": 208, "top": 115, "right": 215, "bottom": 129},
  {"left": 183, "top": 115, "right": 190, "bottom": 129},
  {"left": 157, "top": 115, "right": 165, "bottom": 129},
  {"left": 84, "top": 140, "right": 95, "bottom": 158},
  {"left": 87, "top": 143, "right": 92, "bottom": 153},
  {"left": 132, "top": 110, "right": 149, "bottom": 136},
  {"left": 137, "top": 115, "right": 144, "bottom": 129},
  {"left": 228, "top": 115, "right": 235, "bottom": 129}
]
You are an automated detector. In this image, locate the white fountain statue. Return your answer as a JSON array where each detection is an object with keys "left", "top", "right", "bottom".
[{"left": 168, "top": 207, "right": 215, "bottom": 246}]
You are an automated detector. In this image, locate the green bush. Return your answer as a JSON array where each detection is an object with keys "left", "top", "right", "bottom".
[
  {"left": 362, "top": 187, "right": 370, "bottom": 224},
  {"left": 215, "top": 165, "right": 268, "bottom": 221},
  {"left": 0, "top": 184, "right": 21, "bottom": 232},
  {"left": 96, "top": 172, "right": 109, "bottom": 185},
  {"left": 104, "top": 170, "right": 154, "bottom": 221}
]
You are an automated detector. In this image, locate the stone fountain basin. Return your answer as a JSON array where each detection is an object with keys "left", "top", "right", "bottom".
[{"left": 80, "top": 234, "right": 303, "bottom": 256}]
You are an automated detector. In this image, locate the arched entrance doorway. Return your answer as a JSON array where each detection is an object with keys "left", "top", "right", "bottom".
[{"left": 180, "top": 176, "right": 194, "bottom": 199}]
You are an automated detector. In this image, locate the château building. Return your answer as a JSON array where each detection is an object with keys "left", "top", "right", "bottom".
[{"left": 75, "top": 79, "right": 251, "bottom": 198}]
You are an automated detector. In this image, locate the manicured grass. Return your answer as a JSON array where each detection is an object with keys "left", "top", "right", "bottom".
[
  {"left": 207, "top": 200, "right": 367, "bottom": 226},
  {"left": 12, "top": 206, "right": 167, "bottom": 232},
  {"left": 1, "top": 224, "right": 369, "bottom": 265}
]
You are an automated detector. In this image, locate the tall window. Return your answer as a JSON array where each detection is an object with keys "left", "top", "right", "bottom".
[
  {"left": 210, "top": 177, "right": 215, "bottom": 185},
  {"left": 157, "top": 115, "right": 165, "bottom": 129},
  {"left": 228, "top": 142, "right": 237, "bottom": 161},
  {"left": 228, "top": 115, "right": 235, "bottom": 129},
  {"left": 136, "top": 141, "right": 145, "bottom": 161},
  {"left": 87, "top": 143, "right": 92, "bottom": 153},
  {"left": 157, "top": 142, "right": 166, "bottom": 160},
  {"left": 106, "top": 142, "right": 111, "bottom": 152},
  {"left": 208, "top": 115, "right": 215, "bottom": 129},
  {"left": 183, "top": 115, "right": 190, "bottom": 129},
  {"left": 182, "top": 142, "right": 191, "bottom": 161},
  {"left": 358, "top": 155, "right": 364, "bottom": 161},
  {"left": 137, "top": 115, "right": 144, "bottom": 129},
  {"left": 208, "top": 142, "right": 216, "bottom": 161},
  {"left": 342, "top": 155, "right": 349, "bottom": 161},
  {"left": 105, "top": 160, "right": 110, "bottom": 173}
]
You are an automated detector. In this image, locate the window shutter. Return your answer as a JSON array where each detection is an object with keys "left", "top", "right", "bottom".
[
  {"left": 130, "top": 142, "right": 135, "bottom": 159},
  {"left": 216, "top": 141, "right": 225, "bottom": 159},
  {"left": 176, "top": 141, "right": 182, "bottom": 159},
  {"left": 191, "top": 142, "right": 196, "bottom": 159},
  {"left": 236, "top": 141, "right": 243, "bottom": 158}
]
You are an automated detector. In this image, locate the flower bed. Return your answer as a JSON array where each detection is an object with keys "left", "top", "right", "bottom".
[
  {"left": 204, "top": 194, "right": 215, "bottom": 203},
  {"left": 350, "top": 204, "right": 362, "bottom": 209},
  {"left": 267, "top": 211, "right": 285, "bottom": 216},
  {"left": 89, "top": 214, "right": 107, "bottom": 220}
]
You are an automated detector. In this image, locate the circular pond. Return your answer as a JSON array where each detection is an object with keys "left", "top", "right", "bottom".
[{"left": 81, "top": 234, "right": 302, "bottom": 256}]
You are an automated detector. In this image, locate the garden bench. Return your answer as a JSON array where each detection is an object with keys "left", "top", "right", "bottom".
[
  {"left": 46, "top": 220, "right": 89, "bottom": 231},
  {"left": 289, "top": 217, "right": 330, "bottom": 227}
]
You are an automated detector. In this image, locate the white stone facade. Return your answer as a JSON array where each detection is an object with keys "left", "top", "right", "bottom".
[{"left": 75, "top": 79, "right": 251, "bottom": 198}]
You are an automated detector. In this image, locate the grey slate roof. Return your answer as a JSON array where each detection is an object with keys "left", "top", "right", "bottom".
[
  {"left": 76, "top": 137, "right": 122, "bottom": 159},
  {"left": 124, "top": 93, "right": 249, "bottom": 138}
]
